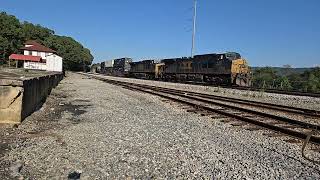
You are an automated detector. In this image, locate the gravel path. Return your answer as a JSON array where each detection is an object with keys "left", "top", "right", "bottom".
[{"left": 1, "top": 72, "right": 320, "bottom": 179}]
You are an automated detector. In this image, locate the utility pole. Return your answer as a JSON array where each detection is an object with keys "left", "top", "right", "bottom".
[{"left": 191, "top": 0, "right": 197, "bottom": 58}]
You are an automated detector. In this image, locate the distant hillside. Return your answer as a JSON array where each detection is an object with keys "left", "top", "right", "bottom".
[{"left": 251, "top": 67, "right": 314, "bottom": 76}]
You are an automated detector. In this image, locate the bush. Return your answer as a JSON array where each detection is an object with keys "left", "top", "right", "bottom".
[{"left": 252, "top": 67, "right": 320, "bottom": 93}]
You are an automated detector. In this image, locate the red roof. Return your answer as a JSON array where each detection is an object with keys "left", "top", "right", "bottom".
[
  {"left": 9, "top": 54, "right": 42, "bottom": 62},
  {"left": 20, "top": 40, "right": 56, "bottom": 53}
]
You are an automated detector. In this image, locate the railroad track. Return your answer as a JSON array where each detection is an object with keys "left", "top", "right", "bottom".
[
  {"left": 88, "top": 73, "right": 320, "bottom": 98},
  {"left": 116, "top": 77, "right": 320, "bottom": 98},
  {"left": 81, "top": 73, "right": 320, "bottom": 145},
  {"left": 231, "top": 86, "right": 320, "bottom": 98},
  {"left": 179, "top": 81, "right": 320, "bottom": 98}
]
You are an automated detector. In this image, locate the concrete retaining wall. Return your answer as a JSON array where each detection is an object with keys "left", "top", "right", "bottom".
[{"left": 0, "top": 73, "right": 63, "bottom": 124}]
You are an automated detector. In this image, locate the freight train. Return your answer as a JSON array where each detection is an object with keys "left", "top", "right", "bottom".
[
  {"left": 99, "top": 52, "right": 251, "bottom": 86},
  {"left": 101, "top": 57, "right": 132, "bottom": 76}
]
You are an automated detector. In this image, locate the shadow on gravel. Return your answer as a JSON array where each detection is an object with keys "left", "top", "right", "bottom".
[
  {"left": 0, "top": 142, "right": 9, "bottom": 159},
  {"left": 62, "top": 102, "right": 91, "bottom": 117},
  {"left": 51, "top": 92, "right": 67, "bottom": 99},
  {"left": 73, "top": 99, "right": 91, "bottom": 103},
  {"left": 49, "top": 92, "right": 92, "bottom": 122}
]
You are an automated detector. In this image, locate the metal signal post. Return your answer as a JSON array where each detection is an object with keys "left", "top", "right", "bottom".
[{"left": 191, "top": 0, "right": 197, "bottom": 58}]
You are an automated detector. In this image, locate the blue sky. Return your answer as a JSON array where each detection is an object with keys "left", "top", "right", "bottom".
[{"left": 1, "top": 0, "right": 319, "bottom": 67}]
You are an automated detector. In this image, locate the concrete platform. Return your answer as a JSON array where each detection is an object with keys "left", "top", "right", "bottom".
[{"left": 0, "top": 68, "right": 63, "bottom": 123}]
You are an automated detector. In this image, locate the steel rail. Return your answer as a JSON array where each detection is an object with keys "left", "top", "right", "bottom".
[
  {"left": 129, "top": 83, "right": 320, "bottom": 117},
  {"left": 81, "top": 73, "right": 320, "bottom": 144},
  {"left": 114, "top": 81, "right": 320, "bottom": 130},
  {"left": 120, "top": 84, "right": 320, "bottom": 145},
  {"left": 233, "top": 86, "right": 320, "bottom": 98},
  {"left": 87, "top": 74, "right": 320, "bottom": 117}
]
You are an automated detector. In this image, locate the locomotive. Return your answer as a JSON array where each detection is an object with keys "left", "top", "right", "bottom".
[
  {"left": 101, "top": 57, "right": 132, "bottom": 76},
  {"left": 99, "top": 52, "right": 251, "bottom": 87},
  {"left": 129, "top": 52, "right": 251, "bottom": 86}
]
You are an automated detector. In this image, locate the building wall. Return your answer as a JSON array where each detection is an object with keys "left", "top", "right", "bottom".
[
  {"left": 40, "top": 52, "right": 45, "bottom": 58},
  {"left": 46, "top": 54, "right": 63, "bottom": 72},
  {"left": 24, "top": 61, "right": 47, "bottom": 71},
  {"left": 23, "top": 50, "right": 53, "bottom": 60}
]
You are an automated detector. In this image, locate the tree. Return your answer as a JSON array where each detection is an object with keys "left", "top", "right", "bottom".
[
  {"left": 282, "top": 64, "right": 293, "bottom": 76},
  {"left": 252, "top": 67, "right": 278, "bottom": 89},
  {"left": 0, "top": 11, "right": 94, "bottom": 70},
  {"left": 44, "top": 35, "right": 93, "bottom": 71},
  {"left": 275, "top": 76, "right": 292, "bottom": 90},
  {"left": 21, "top": 22, "right": 54, "bottom": 43},
  {"left": 287, "top": 73, "right": 303, "bottom": 91},
  {"left": 0, "top": 12, "right": 24, "bottom": 61},
  {"left": 301, "top": 68, "right": 320, "bottom": 92}
]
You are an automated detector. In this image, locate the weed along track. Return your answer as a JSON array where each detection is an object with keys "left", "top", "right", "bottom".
[{"left": 81, "top": 73, "right": 320, "bottom": 146}]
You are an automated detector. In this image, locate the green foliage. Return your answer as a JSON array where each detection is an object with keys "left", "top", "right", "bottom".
[
  {"left": 274, "top": 76, "right": 292, "bottom": 90},
  {"left": 0, "top": 12, "right": 24, "bottom": 60},
  {"left": 44, "top": 35, "right": 93, "bottom": 71},
  {"left": 299, "top": 68, "right": 320, "bottom": 92},
  {"left": 252, "top": 67, "right": 277, "bottom": 89},
  {"left": 21, "top": 22, "right": 54, "bottom": 43},
  {"left": 251, "top": 66, "right": 310, "bottom": 76},
  {"left": 0, "top": 11, "right": 93, "bottom": 70},
  {"left": 253, "top": 67, "right": 320, "bottom": 93}
]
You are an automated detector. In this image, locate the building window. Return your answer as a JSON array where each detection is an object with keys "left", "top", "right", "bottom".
[{"left": 29, "top": 51, "right": 32, "bottom": 55}]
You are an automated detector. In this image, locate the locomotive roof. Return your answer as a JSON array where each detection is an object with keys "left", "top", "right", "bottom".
[
  {"left": 114, "top": 57, "right": 133, "bottom": 61},
  {"left": 130, "top": 52, "right": 242, "bottom": 64},
  {"left": 194, "top": 53, "right": 218, "bottom": 58},
  {"left": 130, "top": 59, "right": 154, "bottom": 64},
  {"left": 194, "top": 52, "right": 241, "bottom": 57}
]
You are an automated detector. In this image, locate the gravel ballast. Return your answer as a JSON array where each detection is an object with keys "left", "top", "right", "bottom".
[
  {"left": 1, "top": 72, "right": 320, "bottom": 179},
  {"left": 91, "top": 74, "right": 320, "bottom": 111}
]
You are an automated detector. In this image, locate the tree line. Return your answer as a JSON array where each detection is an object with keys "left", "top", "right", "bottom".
[
  {"left": 252, "top": 66, "right": 320, "bottom": 93},
  {"left": 0, "top": 12, "right": 93, "bottom": 71}
]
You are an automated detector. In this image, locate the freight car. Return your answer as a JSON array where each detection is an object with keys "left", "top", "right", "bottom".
[{"left": 129, "top": 52, "right": 251, "bottom": 86}]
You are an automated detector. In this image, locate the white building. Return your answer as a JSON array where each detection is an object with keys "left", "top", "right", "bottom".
[
  {"left": 46, "top": 54, "right": 63, "bottom": 72},
  {"left": 9, "top": 40, "right": 63, "bottom": 72}
]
